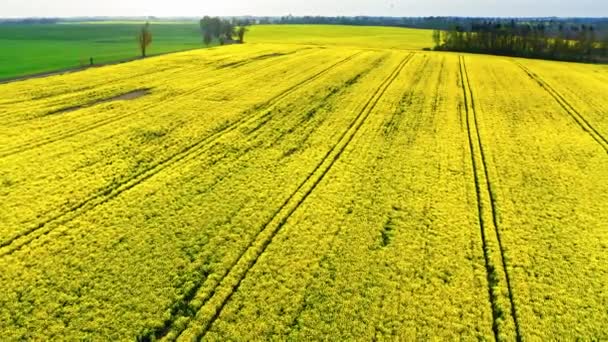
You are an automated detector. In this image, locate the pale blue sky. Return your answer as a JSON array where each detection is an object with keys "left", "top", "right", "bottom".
[{"left": 1, "top": 0, "right": 607, "bottom": 18}]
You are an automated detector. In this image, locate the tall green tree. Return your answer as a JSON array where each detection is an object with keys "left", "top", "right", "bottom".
[
  {"left": 137, "top": 22, "right": 152, "bottom": 58},
  {"left": 237, "top": 26, "right": 249, "bottom": 43},
  {"left": 220, "top": 21, "right": 235, "bottom": 43},
  {"left": 199, "top": 17, "right": 239, "bottom": 45},
  {"left": 432, "top": 30, "right": 441, "bottom": 47},
  {"left": 433, "top": 20, "right": 603, "bottom": 62}
]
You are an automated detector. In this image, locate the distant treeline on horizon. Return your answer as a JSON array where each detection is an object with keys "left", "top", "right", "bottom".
[
  {"left": 3, "top": 15, "right": 608, "bottom": 47},
  {"left": 433, "top": 21, "right": 608, "bottom": 63},
  {"left": 3, "top": 16, "right": 608, "bottom": 30}
]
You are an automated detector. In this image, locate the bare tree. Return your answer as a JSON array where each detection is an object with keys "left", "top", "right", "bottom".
[{"left": 137, "top": 22, "right": 153, "bottom": 58}]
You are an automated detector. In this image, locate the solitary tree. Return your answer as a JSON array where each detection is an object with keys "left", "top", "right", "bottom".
[
  {"left": 237, "top": 26, "right": 248, "bottom": 43},
  {"left": 200, "top": 17, "right": 212, "bottom": 45},
  {"left": 203, "top": 30, "right": 213, "bottom": 45},
  {"left": 138, "top": 22, "right": 153, "bottom": 58},
  {"left": 432, "top": 30, "right": 441, "bottom": 48}
]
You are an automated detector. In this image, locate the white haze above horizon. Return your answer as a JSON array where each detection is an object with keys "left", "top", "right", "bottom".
[{"left": 1, "top": 0, "right": 607, "bottom": 18}]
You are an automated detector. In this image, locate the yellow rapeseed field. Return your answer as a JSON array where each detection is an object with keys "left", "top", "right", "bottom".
[{"left": 0, "top": 27, "right": 607, "bottom": 341}]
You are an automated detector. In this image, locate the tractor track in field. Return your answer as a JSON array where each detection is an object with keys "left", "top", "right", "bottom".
[
  {"left": 0, "top": 46, "right": 285, "bottom": 92},
  {"left": 383, "top": 55, "right": 429, "bottom": 137},
  {"left": 0, "top": 77, "right": 217, "bottom": 159},
  {"left": 139, "top": 53, "right": 390, "bottom": 342},
  {"left": 0, "top": 51, "right": 254, "bottom": 110},
  {"left": 289, "top": 117, "right": 404, "bottom": 338},
  {"left": 514, "top": 61, "right": 608, "bottom": 154},
  {"left": 459, "top": 56, "right": 522, "bottom": 341},
  {"left": 0, "top": 51, "right": 256, "bottom": 109},
  {"left": 0, "top": 48, "right": 306, "bottom": 126},
  {"left": 162, "top": 53, "right": 413, "bottom": 341},
  {"left": 135, "top": 58, "right": 385, "bottom": 341},
  {"left": 0, "top": 62, "right": 210, "bottom": 122},
  {"left": 0, "top": 66, "right": 171, "bottom": 109},
  {"left": 262, "top": 54, "right": 390, "bottom": 150},
  {"left": 0, "top": 49, "right": 320, "bottom": 159},
  {"left": 0, "top": 51, "right": 362, "bottom": 258},
  {"left": 215, "top": 48, "right": 312, "bottom": 69}
]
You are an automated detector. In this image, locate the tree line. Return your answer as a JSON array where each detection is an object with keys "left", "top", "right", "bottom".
[
  {"left": 265, "top": 15, "right": 608, "bottom": 33},
  {"left": 135, "top": 18, "right": 250, "bottom": 58},
  {"left": 199, "top": 17, "right": 250, "bottom": 45},
  {"left": 433, "top": 21, "right": 608, "bottom": 63},
  {"left": 135, "top": 17, "right": 608, "bottom": 62}
]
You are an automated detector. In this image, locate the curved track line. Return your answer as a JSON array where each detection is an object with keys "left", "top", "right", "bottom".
[
  {"left": 135, "top": 54, "right": 386, "bottom": 342},
  {"left": 0, "top": 63, "right": 204, "bottom": 123},
  {"left": 0, "top": 52, "right": 362, "bottom": 257},
  {"left": 176, "top": 53, "right": 414, "bottom": 342},
  {"left": 514, "top": 61, "right": 608, "bottom": 154},
  {"left": 0, "top": 50, "right": 320, "bottom": 158},
  {"left": 460, "top": 56, "right": 522, "bottom": 341},
  {"left": 0, "top": 48, "right": 289, "bottom": 112}
]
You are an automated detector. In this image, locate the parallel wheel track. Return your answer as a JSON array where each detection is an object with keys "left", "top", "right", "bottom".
[
  {"left": 0, "top": 48, "right": 285, "bottom": 111},
  {"left": 168, "top": 53, "right": 414, "bottom": 341},
  {"left": 0, "top": 52, "right": 362, "bottom": 257},
  {"left": 137, "top": 56, "right": 391, "bottom": 342},
  {"left": 514, "top": 61, "right": 608, "bottom": 154},
  {"left": 459, "top": 56, "right": 522, "bottom": 341},
  {"left": 0, "top": 49, "right": 319, "bottom": 159}
]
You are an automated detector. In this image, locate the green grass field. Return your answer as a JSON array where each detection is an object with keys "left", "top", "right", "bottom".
[
  {"left": 0, "top": 23, "right": 433, "bottom": 79},
  {"left": 0, "top": 22, "right": 204, "bottom": 79}
]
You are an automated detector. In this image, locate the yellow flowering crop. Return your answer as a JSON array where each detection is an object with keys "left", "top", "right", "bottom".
[{"left": 0, "top": 33, "right": 607, "bottom": 341}]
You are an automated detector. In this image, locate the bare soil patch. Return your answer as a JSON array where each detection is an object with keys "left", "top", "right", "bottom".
[{"left": 51, "top": 88, "right": 151, "bottom": 115}]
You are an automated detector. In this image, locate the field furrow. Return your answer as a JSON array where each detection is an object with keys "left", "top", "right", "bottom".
[
  {"left": 2, "top": 28, "right": 607, "bottom": 340},
  {"left": 465, "top": 54, "right": 608, "bottom": 339},
  {"left": 513, "top": 61, "right": 608, "bottom": 153},
  {"left": 460, "top": 55, "right": 520, "bottom": 341},
  {"left": 134, "top": 51, "right": 388, "bottom": 341},
  {"left": 0, "top": 47, "right": 401, "bottom": 340},
  {"left": 0, "top": 49, "right": 364, "bottom": 254},
  {"left": 0, "top": 47, "right": 320, "bottom": 156},
  {"left": 172, "top": 53, "right": 413, "bottom": 341},
  {"left": 191, "top": 53, "right": 495, "bottom": 341},
  {"left": 510, "top": 58, "right": 608, "bottom": 137}
]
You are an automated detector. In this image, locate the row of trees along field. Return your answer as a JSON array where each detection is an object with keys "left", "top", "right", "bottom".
[
  {"left": 266, "top": 15, "right": 608, "bottom": 33},
  {"left": 135, "top": 17, "right": 250, "bottom": 58},
  {"left": 433, "top": 21, "right": 608, "bottom": 63},
  {"left": 134, "top": 18, "right": 249, "bottom": 58},
  {"left": 199, "top": 17, "right": 250, "bottom": 45}
]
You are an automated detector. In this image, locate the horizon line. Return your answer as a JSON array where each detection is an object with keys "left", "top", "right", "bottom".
[{"left": 2, "top": 15, "right": 608, "bottom": 19}]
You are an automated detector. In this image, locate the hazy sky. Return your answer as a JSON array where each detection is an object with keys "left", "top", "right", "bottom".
[{"left": 2, "top": 0, "right": 607, "bottom": 18}]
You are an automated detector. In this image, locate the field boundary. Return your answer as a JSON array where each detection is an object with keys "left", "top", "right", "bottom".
[
  {"left": 165, "top": 53, "right": 414, "bottom": 342},
  {"left": 0, "top": 46, "right": 213, "bottom": 85},
  {"left": 459, "top": 55, "right": 522, "bottom": 341},
  {"left": 513, "top": 61, "right": 608, "bottom": 154},
  {"left": 0, "top": 51, "right": 363, "bottom": 257}
]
